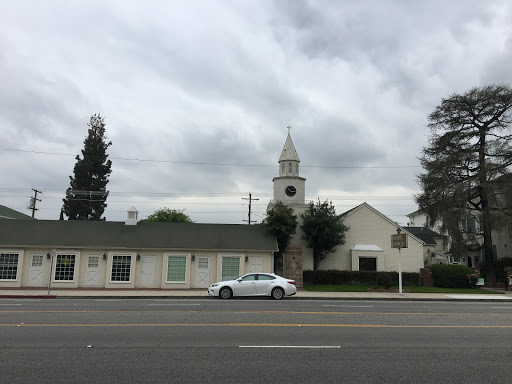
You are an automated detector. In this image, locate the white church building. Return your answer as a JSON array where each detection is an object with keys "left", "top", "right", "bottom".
[{"left": 268, "top": 131, "right": 444, "bottom": 285}]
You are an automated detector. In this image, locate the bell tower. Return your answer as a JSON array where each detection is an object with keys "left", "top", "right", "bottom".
[{"left": 272, "top": 127, "right": 306, "bottom": 206}]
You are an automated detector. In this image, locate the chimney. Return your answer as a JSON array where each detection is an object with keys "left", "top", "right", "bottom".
[{"left": 125, "top": 207, "right": 138, "bottom": 225}]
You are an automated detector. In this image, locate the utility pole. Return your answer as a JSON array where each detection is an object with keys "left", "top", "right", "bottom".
[
  {"left": 242, "top": 193, "right": 259, "bottom": 225},
  {"left": 29, "top": 189, "right": 42, "bottom": 218}
]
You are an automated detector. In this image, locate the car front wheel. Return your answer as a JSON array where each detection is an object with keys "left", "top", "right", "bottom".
[
  {"left": 219, "top": 287, "right": 233, "bottom": 299},
  {"left": 271, "top": 287, "right": 284, "bottom": 300}
]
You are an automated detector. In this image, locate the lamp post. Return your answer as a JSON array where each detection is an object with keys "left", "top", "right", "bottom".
[{"left": 391, "top": 228, "right": 406, "bottom": 295}]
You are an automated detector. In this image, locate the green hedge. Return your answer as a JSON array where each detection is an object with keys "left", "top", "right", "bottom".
[
  {"left": 303, "top": 270, "right": 420, "bottom": 286},
  {"left": 431, "top": 264, "right": 475, "bottom": 288}
]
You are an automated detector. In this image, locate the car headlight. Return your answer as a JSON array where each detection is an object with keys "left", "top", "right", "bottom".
[{"left": 210, "top": 283, "right": 219, "bottom": 287}]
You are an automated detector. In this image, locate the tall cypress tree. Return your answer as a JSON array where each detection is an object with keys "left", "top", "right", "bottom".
[{"left": 62, "top": 114, "right": 112, "bottom": 220}]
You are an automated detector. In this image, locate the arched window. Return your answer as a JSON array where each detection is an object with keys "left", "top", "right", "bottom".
[
  {"left": 296, "top": 164, "right": 299, "bottom": 174},
  {"left": 288, "top": 163, "right": 292, "bottom": 173},
  {"left": 281, "top": 163, "right": 285, "bottom": 174}
]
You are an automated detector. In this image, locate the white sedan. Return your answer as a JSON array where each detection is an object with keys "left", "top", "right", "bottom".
[{"left": 208, "top": 273, "right": 296, "bottom": 300}]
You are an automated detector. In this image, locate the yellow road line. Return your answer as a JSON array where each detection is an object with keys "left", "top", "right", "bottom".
[
  {"left": 2, "top": 323, "right": 512, "bottom": 328},
  {"left": 1, "top": 310, "right": 511, "bottom": 316}
]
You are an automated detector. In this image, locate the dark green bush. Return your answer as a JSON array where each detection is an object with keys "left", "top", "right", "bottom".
[
  {"left": 431, "top": 264, "right": 474, "bottom": 288},
  {"left": 302, "top": 270, "right": 420, "bottom": 286},
  {"left": 376, "top": 272, "right": 393, "bottom": 289}
]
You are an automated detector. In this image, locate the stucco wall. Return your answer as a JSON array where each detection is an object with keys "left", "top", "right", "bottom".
[
  {"left": 1, "top": 248, "right": 274, "bottom": 289},
  {"left": 308, "top": 205, "right": 425, "bottom": 273}
]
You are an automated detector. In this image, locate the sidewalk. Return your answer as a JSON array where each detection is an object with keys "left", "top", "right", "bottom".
[{"left": 1, "top": 288, "right": 512, "bottom": 301}]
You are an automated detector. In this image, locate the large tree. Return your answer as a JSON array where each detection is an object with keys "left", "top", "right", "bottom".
[
  {"left": 141, "top": 208, "right": 193, "bottom": 223},
  {"left": 416, "top": 84, "right": 512, "bottom": 282},
  {"left": 62, "top": 114, "right": 112, "bottom": 220},
  {"left": 262, "top": 201, "right": 298, "bottom": 254},
  {"left": 300, "top": 199, "right": 349, "bottom": 270}
]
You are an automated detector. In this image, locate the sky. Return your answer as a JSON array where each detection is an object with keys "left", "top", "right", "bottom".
[{"left": 1, "top": 0, "right": 512, "bottom": 225}]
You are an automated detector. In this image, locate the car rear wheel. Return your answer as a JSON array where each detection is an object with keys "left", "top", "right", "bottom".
[
  {"left": 271, "top": 287, "right": 284, "bottom": 300},
  {"left": 219, "top": 287, "right": 232, "bottom": 299}
]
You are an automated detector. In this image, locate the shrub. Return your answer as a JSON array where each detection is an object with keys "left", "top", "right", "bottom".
[
  {"left": 376, "top": 272, "right": 393, "bottom": 289},
  {"left": 431, "top": 264, "right": 474, "bottom": 288},
  {"left": 302, "top": 270, "right": 420, "bottom": 286}
]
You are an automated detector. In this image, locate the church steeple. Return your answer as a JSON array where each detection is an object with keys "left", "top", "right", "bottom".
[
  {"left": 279, "top": 126, "right": 300, "bottom": 163},
  {"left": 272, "top": 127, "right": 306, "bottom": 205},
  {"left": 278, "top": 126, "right": 300, "bottom": 177}
]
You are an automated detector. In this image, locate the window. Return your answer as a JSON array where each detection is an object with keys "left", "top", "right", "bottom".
[
  {"left": 88, "top": 256, "right": 99, "bottom": 268},
  {"left": 55, "top": 254, "right": 76, "bottom": 281},
  {"left": 111, "top": 255, "right": 131, "bottom": 282},
  {"left": 296, "top": 163, "right": 299, "bottom": 174},
  {"left": 32, "top": 255, "right": 43, "bottom": 267},
  {"left": 167, "top": 256, "right": 187, "bottom": 282},
  {"left": 222, "top": 257, "right": 240, "bottom": 281},
  {"left": 0, "top": 253, "right": 19, "bottom": 280},
  {"left": 257, "top": 274, "right": 275, "bottom": 281},
  {"left": 281, "top": 163, "right": 285, "bottom": 174},
  {"left": 288, "top": 163, "right": 292, "bottom": 173},
  {"left": 240, "top": 274, "right": 256, "bottom": 281},
  {"left": 359, "top": 257, "right": 377, "bottom": 271}
]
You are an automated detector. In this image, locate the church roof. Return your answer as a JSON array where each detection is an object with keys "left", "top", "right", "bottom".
[
  {"left": 279, "top": 133, "right": 300, "bottom": 162},
  {"left": 0, "top": 205, "right": 35, "bottom": 220}
]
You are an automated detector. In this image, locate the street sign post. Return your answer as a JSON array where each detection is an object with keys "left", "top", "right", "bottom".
[{"left": 391, "top": 229, "right": 407, "bottom": 294}]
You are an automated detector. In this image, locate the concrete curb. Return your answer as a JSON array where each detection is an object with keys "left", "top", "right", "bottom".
[{"left": 1, "top": 294, "right": 511, "bottom": 302}]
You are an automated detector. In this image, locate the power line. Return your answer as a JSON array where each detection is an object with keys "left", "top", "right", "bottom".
[{"left": 1, "top": 148, "right": 422, "bottom": 169}]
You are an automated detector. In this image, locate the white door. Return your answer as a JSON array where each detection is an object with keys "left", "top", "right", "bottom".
[
  {"left": 249, "top": 257, "right": 264, "bottom": 273},
  {"left": 195, "top": 257, "right": 210, "bottom": 288},
  {"left": 141, "top": 256, "right": 156, "bottom": 286},
  {"left": 28, "top": 254, "right": 44, "bottom": 286},
  {"left": 85, "top": 255, "right": 100, "bottom": 286}
]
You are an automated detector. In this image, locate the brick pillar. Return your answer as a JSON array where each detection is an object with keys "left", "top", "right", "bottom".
[
  {"left": 420, "top": 266, "right": 433, "bottom": 287},
  {"left": 506, "top": 267, "right": 512, "bottom": 291},
  {"left": 283, "top": 246, "right": 303, "bottom": 287}
]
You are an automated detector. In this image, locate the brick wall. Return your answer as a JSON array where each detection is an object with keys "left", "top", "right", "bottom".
[{"left": 283, "top": 246, "right": 303, "bottom": 287}]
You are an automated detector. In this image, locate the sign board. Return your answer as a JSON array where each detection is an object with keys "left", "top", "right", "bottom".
[
  {"left": 391, "top": 234, "right": 407, "bottom": 249},
  {"left": 50, "top": 248, "right": 56, "bottom": 258}
]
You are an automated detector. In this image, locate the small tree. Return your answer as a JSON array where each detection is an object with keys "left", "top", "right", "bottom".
[
  {"left": 141, "top": 208, "right": 193, "bottom": 223},
  {"left": 262, "top": 201, "right": 298, "bottom": 253},
  {"left": 62, "top": 114, "right": 112, "bottom": 220},
  {"left": 300, "top": 199, "right": 349, "bottom": 270}
]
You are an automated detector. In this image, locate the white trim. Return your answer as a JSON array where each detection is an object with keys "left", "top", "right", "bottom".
[
  {"left": 52, "top": 250, "right": 80, "bottom": 283},
  {"left": 352, "top": 244, "right": 383, "bottom": 252},
  {"left": 218, "top": 253, "right": 244, "bottom": 281},
  {"left": 0, "top": 249, "right": 23, "bottom": 281},
  {"left": 164, "top": 252, "right": 191, "bottom": 285},
  {"left": 109, "top": 253, "right": 135, "bottom": 284}
]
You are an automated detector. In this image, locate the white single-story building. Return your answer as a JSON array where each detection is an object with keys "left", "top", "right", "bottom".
[{"left": 0, "top": 211, "right": 277, "bottom": 290}]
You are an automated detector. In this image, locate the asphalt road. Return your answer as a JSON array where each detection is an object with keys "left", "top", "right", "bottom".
[{"left": 1, "top": 298, "right": 512, "bottom": 383}]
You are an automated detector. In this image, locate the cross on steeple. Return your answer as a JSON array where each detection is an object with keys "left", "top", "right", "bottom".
[{"left": 287, "top": 125, "right": 292, "bottom": 135}]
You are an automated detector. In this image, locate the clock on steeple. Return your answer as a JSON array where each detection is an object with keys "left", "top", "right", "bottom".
[{"left": 272, "top": 127, "right": 306, "bottom": 205}]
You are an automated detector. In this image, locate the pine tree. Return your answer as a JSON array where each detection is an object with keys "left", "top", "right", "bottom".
[{"left": 62, "top": 114, "right": 112, "bottom": 220}]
